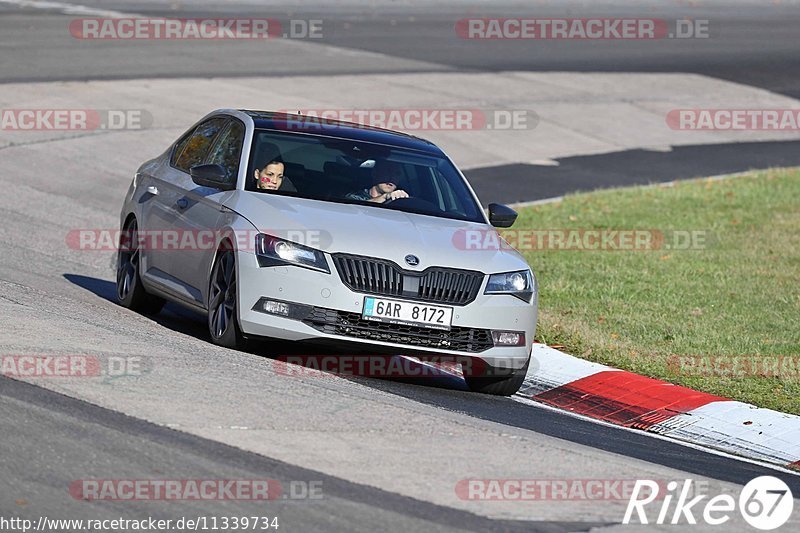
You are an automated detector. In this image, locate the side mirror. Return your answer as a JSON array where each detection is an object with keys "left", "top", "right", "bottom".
[
  {"left": 488, "top": 203, "right": 518, "bottom": 228},
  {"left": 190, "top": 164, "right": 234, "bottom": 190}
]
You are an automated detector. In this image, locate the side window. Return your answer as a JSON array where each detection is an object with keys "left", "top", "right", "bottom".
[
  {"left": 205, "top": 120, "right": 245, "bottom": 184},
  {"left": 170, "top": 130, "right": 193, "bottom": 167},
  {"left": 172, "top": 117, "right": 227, "bottom": 173}
]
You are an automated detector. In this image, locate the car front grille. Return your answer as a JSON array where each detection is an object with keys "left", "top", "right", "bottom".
[
  {"left": 332, "top": 253, "right": 484, "bottom": 306},
  {"left": 302, "top": 307, "right": 494, "bottom": 353}
]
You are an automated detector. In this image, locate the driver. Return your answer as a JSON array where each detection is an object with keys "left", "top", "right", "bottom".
[{"left": 346, "top": 160, "right": 409, "bottom": 203}]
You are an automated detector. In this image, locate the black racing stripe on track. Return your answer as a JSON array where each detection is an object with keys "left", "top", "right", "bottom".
[{"left": 463, "top": 140, "right": 800, "bottom": 205}]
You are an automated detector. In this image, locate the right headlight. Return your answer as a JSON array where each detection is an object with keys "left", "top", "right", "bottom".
[
  {"left": 484, "top": 269, "right": 534, "bottom": 302},
  {"left": 255, "top": 233, "right": 330, "bottom": 273}
]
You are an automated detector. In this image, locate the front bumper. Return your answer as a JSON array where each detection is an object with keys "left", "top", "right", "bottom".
[{"left": 236, "top": 250, "right": 537, "bottom": 370}]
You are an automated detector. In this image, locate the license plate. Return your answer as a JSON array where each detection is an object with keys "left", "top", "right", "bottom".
[{"left": 362, "top": 297, "right": 453, "bottom": 331}]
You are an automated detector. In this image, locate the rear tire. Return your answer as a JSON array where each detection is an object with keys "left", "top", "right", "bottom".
[
  {"left": 464, "top": 356, "right": 530, "bottom": 396},
  {"left": 207, "top": 248, "right": 246, "bottom": 350},
  {"left": 116, "top": 218, "right": 165, "bottom": 315}
]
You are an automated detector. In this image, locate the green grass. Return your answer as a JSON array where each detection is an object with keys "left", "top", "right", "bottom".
[{"left": 515, "top": 168, "right": 800, "bottom": 414}]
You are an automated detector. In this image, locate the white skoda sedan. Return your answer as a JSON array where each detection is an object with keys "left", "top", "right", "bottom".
[{"left": 117, "top": 110, "right": 537, "bottom": 395}]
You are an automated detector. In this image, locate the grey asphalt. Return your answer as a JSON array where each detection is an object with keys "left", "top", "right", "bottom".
[
  {"left": 3, "top": 0, "right": 799, "bottom": 203},
  {"left": 34, "top": 275, "right": 800, "bottom": 493},
  {"left": 2, "top": 280, "right": 799, "bottom": 529},
  {"left": 3, "top": 1, "right": 800, "bottom": 99},
  {"left": 2, "top": 376, "right": 583, "bottom": 533}
]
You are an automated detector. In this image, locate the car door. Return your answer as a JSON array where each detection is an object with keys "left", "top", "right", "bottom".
[
  {"left": 140, "top": 116, "right": 227, "bottom": 306},
  {"left": 171, "top": 118, "right": 246, "bottom": 307}
]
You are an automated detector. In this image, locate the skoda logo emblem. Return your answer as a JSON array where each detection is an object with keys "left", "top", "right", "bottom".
[{"left": 405, "top": 254, "right": 420, "bottom": 266}]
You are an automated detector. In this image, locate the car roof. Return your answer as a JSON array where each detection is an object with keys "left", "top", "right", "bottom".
[{"left": 239, "top": 110, "right": 444, "bottom": 155}]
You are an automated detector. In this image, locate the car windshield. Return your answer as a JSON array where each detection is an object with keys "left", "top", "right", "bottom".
[{"left": 247, "top": 129, "right": 485, "bottom": 223}]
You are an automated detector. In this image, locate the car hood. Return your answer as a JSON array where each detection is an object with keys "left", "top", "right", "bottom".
[{"left": 225, "top": 192, "right": 531, "bottom": 274}]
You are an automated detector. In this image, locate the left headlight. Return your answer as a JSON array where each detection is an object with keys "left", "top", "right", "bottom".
[
  {"left": 484, "top": 269, "right": 534, "bottom": 302},
  {"left": 255, "top": 233, "right": 330, "bottom": 274}
]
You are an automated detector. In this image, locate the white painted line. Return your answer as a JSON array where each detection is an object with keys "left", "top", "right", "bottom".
[
  {"left": 518, "top": 342, "right": 800, "bottom": 470},
  {"left": 649, "top": 401, "right": 800, "bottom": 466},
  {"left": 511, "top": 395, "right": 800, "bottom": 477},
  {"left": 402, "top": 345, "right": 800, "bottom": 473},
  {"left": 409, "top": 345, "right": 800, "bottom": 472}
]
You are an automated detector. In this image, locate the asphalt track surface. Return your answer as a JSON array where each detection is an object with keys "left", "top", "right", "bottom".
[
  {"left": 2, "top": 1, "right": 800, "bottom": 531},
  {"left": 2, "top": 0, "right": 800, "bottom": 202},
  {"left": 3, "top": 0, "right": 799, "bottom": 99}
]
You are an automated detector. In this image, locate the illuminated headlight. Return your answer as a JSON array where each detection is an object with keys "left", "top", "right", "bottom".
[
  {"left": 484, "top": 270, "right": 534, "bottom": 302},
  {"left": 255, "top": 234, "right": 330, "bottom": 273}
]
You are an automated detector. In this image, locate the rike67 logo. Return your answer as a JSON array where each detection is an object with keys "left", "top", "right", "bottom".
[{"left": 624, "top": 476, "right": 794, "bottom": 530}]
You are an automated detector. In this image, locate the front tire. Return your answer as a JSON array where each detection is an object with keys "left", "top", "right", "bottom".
[
  {"left": 208, "top": 248, "right": 246, "bottom": 349},
  {"left": 464, "top": 356, "right": 530, "bottom": 396},
  {"left": 116, "top": 218, "right": 165, "bottom": 315}
]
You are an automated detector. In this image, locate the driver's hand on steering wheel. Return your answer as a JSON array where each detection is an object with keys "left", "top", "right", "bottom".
[{"left": 384, "top": 190, "right": 409, "bottom": 202}]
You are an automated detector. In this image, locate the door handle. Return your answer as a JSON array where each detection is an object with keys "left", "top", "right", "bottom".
[
  {"left": 176, "top": 198, "right": 189, "bottom": 209},
  {"left": 146, "top": 185, "right": 159, "bottom": 195}
]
